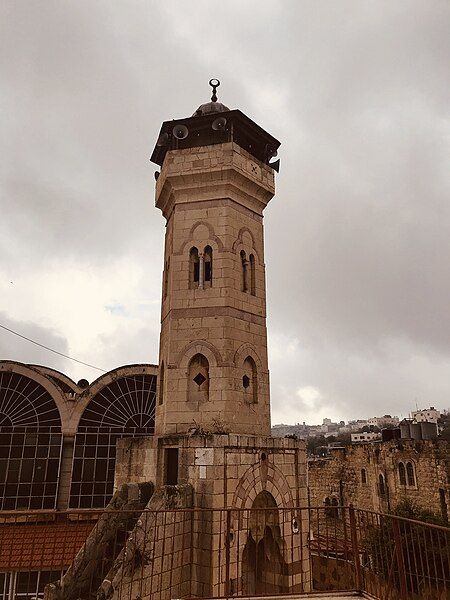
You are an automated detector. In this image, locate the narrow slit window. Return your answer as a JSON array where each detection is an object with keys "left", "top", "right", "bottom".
[
  {"left": 204, "top": 245, "right": 213, "bottom": 287},
  {"left": 241, "top": 250, "right": 248, "bottom": 292},
  {"left": 398, "top": 462, "right": 406, "bottom": 486},
  {"left": 249, "top": 254, "right": 256, "bottom": 296},
  {"left": 189, "top": 247, "right": 200, "bottom": 289}
]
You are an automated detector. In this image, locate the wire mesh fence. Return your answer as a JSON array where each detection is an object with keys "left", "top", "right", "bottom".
[{"left": 0, "top": 506, "right": 448, "bottom": 599}]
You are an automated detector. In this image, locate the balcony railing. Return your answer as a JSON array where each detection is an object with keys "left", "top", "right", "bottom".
[{"left": 0, "top": 506, "right": 448, "bottom": 599}]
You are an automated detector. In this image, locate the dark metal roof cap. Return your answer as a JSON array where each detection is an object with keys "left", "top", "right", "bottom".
[{"left": 193, "top": 101, "right": 230, "bottom": 116}]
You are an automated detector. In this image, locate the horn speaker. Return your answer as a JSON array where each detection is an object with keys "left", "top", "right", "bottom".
[
  {"left": 172, "top": 124, "right": 189, "bottom": 140},
  {"left": 212, "top": 117, "right": 227, "bottom": 131}
]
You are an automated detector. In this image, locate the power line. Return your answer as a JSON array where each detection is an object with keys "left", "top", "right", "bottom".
[{"left": 0, "top": 322, "right": 106, "bottom": 373}]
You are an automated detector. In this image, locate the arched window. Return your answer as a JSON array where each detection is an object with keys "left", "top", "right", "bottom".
[
  {"left": 189, "top": 247, "right": 200, "bottom": 289},
  {"left": 406, "top": 462, "right": 416, "bottom": 487},
  {"left": 361, "top": 468, "right": 367, "bottom": 484},
  {"left": 188, "top": 354, "right": 209, "bottom": 404},
  {"left": 0, "top": 371, "right": 62, "bottom": 510},
  {"left": 243, "top": 356, "right": 257, "bottom": 404},
  {"left": 331, "top": 497, "right": 339, "bottom": 518},
  {"left": 379, "top": 473, "right": 386, "bottom": 497},
  {"left": 70, "top": 373, "right": 156, "bottom": 509},
  {"left": 204, "top": 245, "right": 213, "bottom": 288},
  {"left": 241, "top": 250, "right": 248, "bottom": 292},
  {"left": 398, "top": 462, "right": 406, "bottom": 486},
  {"left": 249, "top": 254, "right": 256, "bottom": 296},
  {"left": 159, "top": 362, "right": 165, "bottom": 405}
]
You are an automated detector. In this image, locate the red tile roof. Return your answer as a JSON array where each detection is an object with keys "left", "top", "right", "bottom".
[{"left": 0, "top": 521, "right": 94, "bottom": 571}]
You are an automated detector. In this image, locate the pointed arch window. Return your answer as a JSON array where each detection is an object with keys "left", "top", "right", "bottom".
[
  {"left": 361, "top": 468, "right": 367, "bottom": 484},
  {"left": 378, "top": 473, "right": 386, "bottom": 497},
  {"left": 406, "top": 462, "right": 416, "bottom": 487},
  {"left": 204, "top": 245, "right": 213, "bottom": 288},
  {"left": 241, "top": 250, "right": 248, "bottom": 292},
  {"left": 189, "top": 247, "right": 200, "bottom": 289},
  {"left": 249, "top": 254, "right": 256, "bottom": 296},
  {"left": 398, "top": 462, "right": 406, "bottom": 486},
  {"left": 243, "top": 356, "right": 257, "bottom": 404},
  {"left": 188, "top": 354, "right": 209, "bottom": 403}
]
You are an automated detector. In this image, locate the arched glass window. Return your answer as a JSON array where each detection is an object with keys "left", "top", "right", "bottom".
[
  {"left": 159, "top": 362, "right": 165, "bottom": 406},
  {"left": 398, "top": 462, "right": 406, "bottom": 486},
  {"left": 361, "top": 468, "right": 367, "bottom": 484},
  {"left": 0, "top": 371, "right": 62, "bottom": 510},
  {"left": 241, "top": 250, "right": 248, "bottom": 292},
  {"left": 406, "top": 462, "right": 416, "bottom": 487},
  {"left": 249, "top": 254, "right": 256, "bottom": 296},
  {"left": 70, "top": 373, "right": 156, "bottom": 509},
  {"left": 379, "top": 473, "right": 386, "bottom": 497},
  {"left": 189, "top": 247, "right": 200, "bottom": 289},
  {"left": 204, "top": 245, "right": 213, "bottom": 287},
  {"left": 243, "top": 356, "right": 257, "bottom": 404},
  {"left": 188, "top": 354, "right": 209, "bottom": 403}
]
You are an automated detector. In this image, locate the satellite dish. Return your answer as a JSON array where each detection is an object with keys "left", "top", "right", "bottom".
[
  {"left": 212, "top": 117, "right": 227, "bottom": 131},
  {"left": 269, "top": 159, "right": 280, "bottom": 173},
  {"left": 172, "top": 124, "right": 189, "bottom": 140},
  {"left": 156, "top": 132, "right": 169, "bottom": 147}
]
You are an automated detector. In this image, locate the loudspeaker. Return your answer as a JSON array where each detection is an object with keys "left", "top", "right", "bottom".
[
  {"left": 172, "top": 124, "right": 189, "bottom": 140},
  {"left": 265, "top": 144, "right": 278, "bottom": 160},
  {"left": 156, "top": 132, "right": 169, "bottom": 147},
  {"left": 269, "top": 159, "right": 280, "bottom": 172},
  {"left": 212, "top": 117, "right": 227, "bottom": 131}
]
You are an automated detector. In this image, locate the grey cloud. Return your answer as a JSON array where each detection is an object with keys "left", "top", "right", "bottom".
[
  {"left": 1, "top": 1, "right": 449, "bottom": 422},
  {"left": 0, "top": 312, "right": 69, "bottom": 372}
]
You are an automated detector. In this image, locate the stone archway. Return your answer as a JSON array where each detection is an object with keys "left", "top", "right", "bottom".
[{"left": 242, "top": 491, "right": 286, "bottom": 595}]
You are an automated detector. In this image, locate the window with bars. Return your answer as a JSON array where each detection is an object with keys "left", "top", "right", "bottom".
[
  {"left": 0, "top": 570, "right": 64, "bottom": 600},
  {"left": 0, "top": 371, "right": 63, "bottom": 511},
  {"left": 69, "top": 374, "right": 156, "bottom": 509}
]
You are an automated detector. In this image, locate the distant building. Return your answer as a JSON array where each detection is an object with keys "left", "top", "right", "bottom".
[
  {"left": 351, "top": 432, "right": 381, "bottom": 443},
  {"left": 411, "top": 406, "right": 441, "bottom": 424},
  {"left": 367, "top": 415, "right": 399, "bottom": 428}
]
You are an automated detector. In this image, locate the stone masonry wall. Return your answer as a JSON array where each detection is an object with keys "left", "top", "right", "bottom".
[{"left": 308, "top": 439, "right": 449, "bottom": 520}]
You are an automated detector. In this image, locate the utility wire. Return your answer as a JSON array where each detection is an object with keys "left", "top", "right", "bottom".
[{"left": 0, "top": 322, "right": 106, "bottom": 373}]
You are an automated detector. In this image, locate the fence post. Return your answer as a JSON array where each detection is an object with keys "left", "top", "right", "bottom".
[
  {"left": 349, "top": 504, "right": 363, "bottom": 592},
  {"left": 392, "top": 518, "right": 408, "bottom": 599}
]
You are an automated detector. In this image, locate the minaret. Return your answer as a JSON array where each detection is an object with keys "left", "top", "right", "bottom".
[{"left": 152, "top": 80, "right": 280, "bottom": 437}]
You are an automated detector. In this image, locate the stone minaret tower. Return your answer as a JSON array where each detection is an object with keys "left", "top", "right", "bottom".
[
  {"left": 152, "top": 80, "right": 280, "bottom": 437},
  {"left": 111, "top": 83, "right": 309, "bottom": 598}
]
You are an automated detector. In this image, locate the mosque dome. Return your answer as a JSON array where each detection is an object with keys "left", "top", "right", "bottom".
[{"left": 193, "top": 101, "right": 230, "bottom": 116}]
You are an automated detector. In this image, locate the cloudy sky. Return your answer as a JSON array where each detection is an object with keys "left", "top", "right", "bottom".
[{"left": 1, "top": 1, "right": 449, "bottom": 425}]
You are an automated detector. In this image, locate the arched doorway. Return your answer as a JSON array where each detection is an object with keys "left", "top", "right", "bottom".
[{"left": 242, "top": 491, "right": 286, "bottom": 595}]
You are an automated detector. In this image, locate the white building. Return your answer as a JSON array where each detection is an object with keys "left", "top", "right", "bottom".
[
  {"left": 367, "top": 415, "right": 399, "bottom": 428},
  {"left": 351, "top": 432, "right": 381, "bottom": 443},
  {"left": 411, "top": 407, "right": 440, "bottom": 424}
]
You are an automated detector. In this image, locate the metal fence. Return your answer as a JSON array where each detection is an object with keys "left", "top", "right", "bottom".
[{"left": 0, "top": 506, "right": 448, "bottom": 599}]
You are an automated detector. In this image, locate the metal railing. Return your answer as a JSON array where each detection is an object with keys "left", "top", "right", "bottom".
[{"left": 0, "top": 506, "right": 448, "bottom": 599}]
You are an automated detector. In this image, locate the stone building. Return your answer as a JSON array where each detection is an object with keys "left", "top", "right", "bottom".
[
  {"left": 41, "top": 82, "right": 310, "bottom": 600},
  {"left": 308, "top": 438, "right": 449, "bottom": 522}
]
